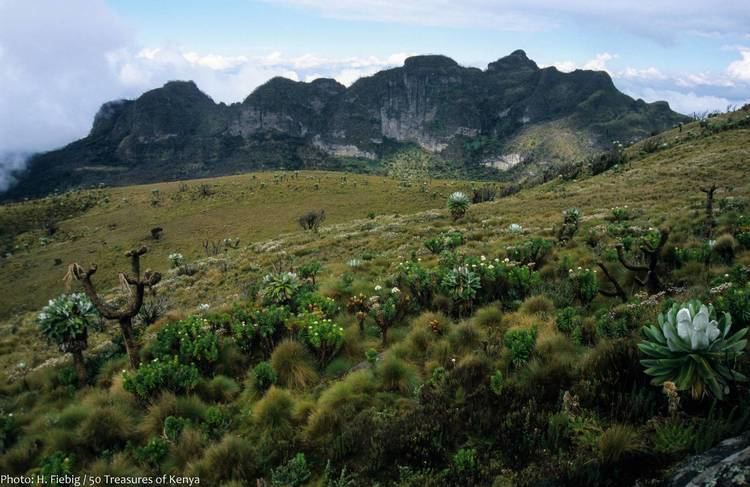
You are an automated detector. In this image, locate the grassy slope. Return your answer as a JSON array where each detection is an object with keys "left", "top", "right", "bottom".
[
  {"left": 0, "top": 113, "right": 748, "bottom": 484},
  {"left": 2, "top": 116, "right": 747, "bottom": 375},
  {"left": 0, "top": 172, "right": 473, "bottom": 320}
]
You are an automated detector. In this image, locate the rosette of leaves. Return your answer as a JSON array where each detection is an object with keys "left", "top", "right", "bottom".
[
  {"left": 300, "top": 314, "right": 345, "bottom": 366},
  {"left": 261, "top": 272, "right": 301, "bottom": 306},
  {"left": 37, "top": 293, "right": 100, "bottom": 384},
  {"left": 639, "top": 300, "right": 748, "bottom": 399},
  {"left": 441, "top": 265, "right": 481, "bottom": 317},
  {"left": 447, "top": 192, "right": 470, "bottom": 221}
]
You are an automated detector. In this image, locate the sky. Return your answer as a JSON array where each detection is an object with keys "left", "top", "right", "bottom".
[{"left": 1, "top": 0, "right": 750, "bottom": 189}]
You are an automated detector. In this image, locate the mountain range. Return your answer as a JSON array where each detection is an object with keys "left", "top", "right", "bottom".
[{"left": 1, "top": 50, "right": 689, "bottom": 200}]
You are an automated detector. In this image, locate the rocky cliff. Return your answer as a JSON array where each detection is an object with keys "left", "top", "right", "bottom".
[{"left": 2, "top": 50, "right": 689, "bottom": 200}]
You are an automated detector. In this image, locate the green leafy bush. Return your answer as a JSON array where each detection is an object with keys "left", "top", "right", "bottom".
[
  {"left": 555, "top": 307, "right": 581, "bottom": 335},
  {"left": 299, "top": 314, "right": 345, "bottom": 366},
  {"left": 271, "top": 453, "right": 311, "bottom": 487},
  {"left": 150, "top": 316, "right": 220, "bottom": 370},
  {"left": 639, "top": 300, "right": 748, "bottom": 399},
  {"left": 505, "top": 238, "right": 553, "bottom": 266},
  {"left": 504, "top": 325, "right": 538, "bottom": 367},
  {"left": 230, "top": 305, "right": 290, "bottom": 355},
  {"left": 123, "top": 357, "right": 200, "bottom": 401},
  {"left": 568, "top": 267, "right": 599, "bottom": 306},
  {"left": 253, "top": 361, "right": 277, "bottom": 393},
  {"left": 451, "top": 447, "right": 477, "bottom": 473},
  {"left": 715, "top": 283, "right": 750, "bottom": 328},
  {"left": 134, "top": 437, "right": 169, "bottom": 468},
  {"left": 424, "top": 231, "right": 464, "bottom": 255}
]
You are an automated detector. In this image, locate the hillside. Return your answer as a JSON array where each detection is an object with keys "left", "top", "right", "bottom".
[
  {"left": 0, "top": 109, "right": 749, "bottom": 485},
  {"left": 1, "top": 50, "right": 689, "bottom": 201}
]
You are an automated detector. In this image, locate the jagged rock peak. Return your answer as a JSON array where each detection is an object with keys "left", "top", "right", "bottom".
[{"left": 487, "top": 49, "right": 539, "bottom": 72}]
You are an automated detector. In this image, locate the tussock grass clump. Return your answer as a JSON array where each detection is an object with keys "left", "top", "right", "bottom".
[
  {"left": 448, "top": 322, "right": 483, "bottom": 354},
  {"left": 76, "top": 406, "right": 136, "bottom": 453},
  {"left": 598, "top": 424, "right": 643, "bottom": 464},
  {"left": 472, "top": 304, "right": 503, "bottom": 329},
  {"left": 197, "top": 375, "right": 241, "bottom": 403},
  {"left": 165, "top": 427, "right": 206, "bottom": 471},
  {"left": 187, "top": 434, "right": 258, "bottom": 485},
  {"left": 520, "top": 295, "right": 555, "bottom": 318},
  {"left": 252, "top": 386, "right": 296, "bottom": 436},
  {"left": 270, "top": 339, "right": 319, "bottom": 390},
  {"left": 140, "top": 393, "right": 207, "bottom": 437},
  {"left": 87, "top": 452, "right": 142, "bottom": 479},
  {"left": 378, "top": 355, "right": 418, "bottom": 393}
]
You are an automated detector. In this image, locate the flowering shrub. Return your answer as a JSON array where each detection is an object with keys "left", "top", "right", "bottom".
[
  {"left": 568, "top": 267, "right": 599, "bottom": 306},
  {"left": 447, "top": 192, "right": 470, "bottom": 220},
  {"left": 150, "top": 316, "right": 220, "bottom": 370},
  {"left": 299, "top": 314, "right": 345, "bottom": 366},
  {"left": 168, "top": 253, "right": 185, "bottom": 268},
  {"left": 504, "top": 325, "right": 538, "bottom": 368},
  {"left": 230, "top": 305, "right": 290, "bottom": 355},
  {"left": 639, "top": 300, "right": 748, "bottom": 399},
  {"left": 297, "top": 292, "right": 338, "bottom": 318},
  {"left": 261, "top": 272, "right": 301, "bottom": 306},
  {"left": 123, "top": 356, "right": 200, "bottom": 401},
  {"left": 424, "top": 231, "right": 464, "bottom": 255}
]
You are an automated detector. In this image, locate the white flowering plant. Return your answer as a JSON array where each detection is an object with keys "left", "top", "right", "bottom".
[
  {"left": 299, "top": 313, "right": 345, "bottom": 366},
  {"left": 168, "top": 253, "right": 185, "bottom": 268},
  {"left": 639, "top": 300, "right": 748, "bottom": 399}
]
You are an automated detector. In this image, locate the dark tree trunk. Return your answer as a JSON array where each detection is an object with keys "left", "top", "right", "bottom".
[
  {"left": 72, "top": 350, "right": 88, "bottom": 385},
  {"left": 119, "top": 317, "right": 140, "bottom": 368}
]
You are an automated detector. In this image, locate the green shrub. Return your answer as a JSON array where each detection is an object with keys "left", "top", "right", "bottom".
[
  {"left": 253, "top": 361, "right": 277, "bottom": 393},
  {"left": 0, "top": 412, "right": 18, "bottom": 453},
  {"left": 653, "top": 420, "right": 694, "bottom": 455},
  {"left": 163, "top": 416, "right": 188, "bottom": 442},
  {"left": 504, "top": 325, "right": 538, "bottom": 367},
  {"left": 424, "top": 231, "right": 464, "bottom": 255},
  {"left": 568, "top": 267, "right": 599, "bottom": 306},
  {"left": 39, "top": 451, "right": 74, "bottom": 479},
  {"left": 506, "top": 238, "right": 553, "bottom": 266},
  {"left": 715, "top": 283, "right": 750, "bottom": 328},
  {"left": 490, "top": 370, "right": 505, "bottom": 395},
  {"left": 123, "top": 357, "right": 200, "bottom": 401},
  {"left": 299, "top": 314, "right": 345, "bottom": 366},
  {"left": 230, "top": 305, "right": 290, "bottom": 356},
  {"left": 271, "top": 453, "right": 311, "bottom": 487},
  {"left": 150, "top": 316, "right": 220, "bottom": 370},
  {"left": 451, "top": 447, "right": 477, "bottom": 473},
  {"left": 639, "top": 300, "right": 748, "bottom": 399},
  {"left": 441, "top": 265, "right": 481, "bottom": 316},
  {"left": 555, "top": 307, "right": 581, "bottom": 335},
  {"left": 134, "top": 437, "right": 169, "bottom": 468}
]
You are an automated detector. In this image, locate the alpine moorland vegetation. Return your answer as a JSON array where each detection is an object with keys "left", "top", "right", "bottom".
[{"left": 0, "top": 108, "right": 749, "bottom": 485}]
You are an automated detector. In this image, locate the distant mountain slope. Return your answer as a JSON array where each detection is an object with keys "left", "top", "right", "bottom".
[{"left": 2, "top": 50, "right": 689, "bottom": 200}]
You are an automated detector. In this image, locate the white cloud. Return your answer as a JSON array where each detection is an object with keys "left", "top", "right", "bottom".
[
  {"left": 620, "top": 67, "right": 666, "bottom": 80},
  {"left": 624, "top": 87, "right": 737, "bottom": 115},
  {"left": 728, "top": 49, "right": 750, "bottom": 81},
  {"left": 582, "top": 52, "right": 616, "bottom": 71}
]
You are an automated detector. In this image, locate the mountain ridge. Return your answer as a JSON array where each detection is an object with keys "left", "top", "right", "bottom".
[{"left": 1, "top": 50, "right": 690, "bottom": 201}]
